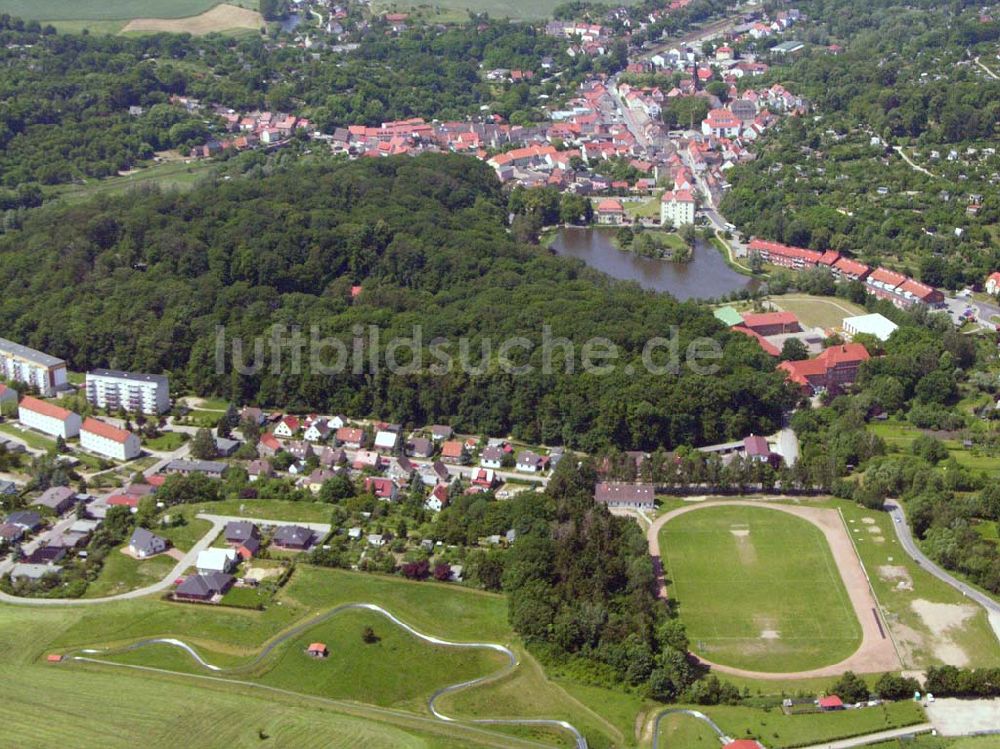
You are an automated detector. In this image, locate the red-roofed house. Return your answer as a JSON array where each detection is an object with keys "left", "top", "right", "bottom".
[
  {"left": 335, "top": 427, "right": 367, "bottom": 449},
  {"left": 107, "top": 494, "right": 139, "bottom": 508},
  {"left": 702, "top": 108, "right": 742, "bottom": 138},
  {"left": 832, "top": 256, "right": 871, "bottom": 282},
  {"left": 818, "top": 695, "right": 844, "bottom": 710},
  {"left": 80, "top": 418, "right": 141, "bottom": 461},
  {"left": 595, "top": 199, "right": 625, "bottom": 225},
  {"left": 725, "top": 741, "right": 765, "bottom": 749},
  {"left": 748, "top": 239, "right": 824, "bottom": 269},
  {"left": 365, "top": 476, "right": 399, "bottom": 501},
  {"left": 258, "top": 432, "right": 283, "bottom": 458},
  {"left": 18, "top": 396, "right": 81, "bottom": 439},
  {"left": 274, "top": 415, "right": 300, "bottom": 438},
  {"left": 739, "top": 311, "right": 801, "bottom": 336},
  {"left": 779, "top": 343, "right": 870, "bottom": 393},
  {"left": 866, "top": 267, "right": 943, "bottom": 309}
]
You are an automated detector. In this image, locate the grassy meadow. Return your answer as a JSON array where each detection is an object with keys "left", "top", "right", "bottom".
[{"left": 659, "top": 504, "right": 863, "bottom": 672}]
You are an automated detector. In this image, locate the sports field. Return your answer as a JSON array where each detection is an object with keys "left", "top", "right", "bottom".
[
  {"left": 767, "top": 293, "right": 868, "bottom": 330},
  {"left": 659, "top": 505, "right": 863, "bottom": 672}
]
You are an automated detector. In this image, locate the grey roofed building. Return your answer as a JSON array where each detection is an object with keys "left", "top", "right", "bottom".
[
  {"left": 6, "top": 510, "right": 42, "bottom": 530},
  {"left": 10, "top": 563, "right": 62, "bottom": 581},
  {"left": 0, "top": 523, "right": 24, "bottom": 542},
  {"left": 88, "top": 368, "right": 169, "bottom": 388},
  {"left": 0, "top": 479, "right": 18, "bottom": 495},
  {"left": 26, "top": 545, "right": 67, "bottom": 565},
  {"left": 0, "top": 337, "right": 65, "bottom": 367},
  {"left": 32, "top": 486, "right": 77, "bottom": 514},
  {"left": 163, "top": 459, "right": 227, "bottom": 478},
  {"left": 593, "top": 481, "right": 655, "bottom": 509},
  {"left": 405, "top": 437, "right": 434, "bottom": 458},
  {"left": 430, "top": 425, "right": 453, "bottom": 440},
  {"left": 214, "top": 436, "right": 241, "bottom": 456},
  {"left": 129, "top": 527, "right": 169, "bottom": 557},
  {"left": 175, "top": 572, "right": 234, "bottom": 600},
  {"left": 272, "top": 524, "right": 314, "bottom": 549},
  {"left": 224, "top": 520, "right": 259, "bottom": 544}
]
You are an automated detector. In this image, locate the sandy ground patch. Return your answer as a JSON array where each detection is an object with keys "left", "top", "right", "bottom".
[
  {"left": 244, "top": 566, "right": 282, "bottom": 581},
  {"left": 862, "top": 517, "right": 876, "bottom": 524},
  {"left": 925, "top": 697, "right": 1000, "bottom": 735},
  {"left": 911, "top": 599, "right": 977, "bottom": 666},
  {"left": 878, "top": 565, "right": 913, "bottom": 591},
  {"left": 122, "top": 4, "right": 263, "bottom": 35},
  {"left": 166, "top": 547, "right": 185, "bottom": 561}
]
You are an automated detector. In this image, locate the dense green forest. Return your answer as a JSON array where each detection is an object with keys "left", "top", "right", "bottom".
[
  {"left": 720, "top": 1, "right": 1000, "bottom": 285},
  {"left": 0, "top": 154, "right": 793, "bottom": 450}
]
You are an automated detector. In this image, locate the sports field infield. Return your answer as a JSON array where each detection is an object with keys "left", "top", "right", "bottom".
[{"left": 659, "top": 504, "right": 863, "bottom": 672}]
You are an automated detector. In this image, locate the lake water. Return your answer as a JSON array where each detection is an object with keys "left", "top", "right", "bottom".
[{"left": 549, "top": 227, "right": 759, "bottom": 301}]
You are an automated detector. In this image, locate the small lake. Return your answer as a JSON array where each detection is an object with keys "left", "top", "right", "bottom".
[{"left": 549, "top": 227, "right": 759, "bottom": 301}]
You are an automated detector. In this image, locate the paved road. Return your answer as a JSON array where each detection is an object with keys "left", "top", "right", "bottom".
[
  {"left": 647, "top": 500, "right": 901, "bottom": 679},
  {"left": 975, "top": 56, "right": 999, "bottom": 80},
  {"left": 70, "top": 602, "right": 588, "bottom": 749},
  {"left": 798, "top": 723, "right": 933, "bottom": 749},
  {"left": 892, "top": 146, "right": 936, "bottom": 178},
  {"left": 885, "top": 499, "right": 1000, "bottom": 641}
]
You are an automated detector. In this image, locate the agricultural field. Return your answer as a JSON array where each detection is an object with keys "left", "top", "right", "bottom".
[
  {"left": 121, "top": 4, "right": 263, "bottom": 35},
  {"left": 767, "top": 293, "right": 868, "bottom": 330},
  {"left": 0, "top": 0, "right": 258, "bottom": 21},
  {"left": 659, "top": 504, "right": 862, "bottom": 672}
]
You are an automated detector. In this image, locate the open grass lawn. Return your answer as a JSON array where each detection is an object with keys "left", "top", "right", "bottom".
[
  {"left": 659, "top": 505, "right": 862, "bottom": 672},
  {"left": 175, "top": 408, "right": 225, "bottom": 428},
  {"left": 870, "top": 420, "right": 1000, "bottom": 478},
  {"left": 0, "top": 422, "right": 56, "bottom": 451},
  {"left": 144, "top": 431, "right": 188, "bottom": 451},
  {"left": 623, "top": 192, "right": 663, "bottom": 219},
  {"left": 699, "top": 701, "right": 925, "bottom": 749},
  {"left": 184, "top": 498, "right": 336, "bottom": 524},
  {"left": 255, "top": 608, "right": 506, "bottom": 710},
  {"left": 768, "top": 294, "right": 868, "bottom": 330},
  {"left": 0, "top": 663, "right": 479, "bottom": 749},
  {"left": 155, "top": 515, "right": 215, "bottom": 551},
  {"left": 46, "top": 159, "right": 217, "bottom": 203},
  {"left": 84, "top": 549, "right": 176, "bottom": 598},
  {"left": 656, "top": 712, "right": 722, "bottom": 747}
]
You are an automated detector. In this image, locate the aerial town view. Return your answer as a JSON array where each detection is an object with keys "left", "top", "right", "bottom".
[{"left": 0, "top": 0, "right": 999, "bottom": 746}]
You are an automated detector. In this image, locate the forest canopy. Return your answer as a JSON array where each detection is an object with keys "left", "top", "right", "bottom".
[{"left": 0, "top": 155, "right": 793, "bottom": 451}]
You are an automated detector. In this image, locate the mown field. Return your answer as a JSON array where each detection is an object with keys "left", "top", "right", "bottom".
[
  {"left": 659, "top": 505, "right": 863, "bottom": 672},
  {"left": 370, "top": 0, "right": 630, "bottom": 22},
  {"left": 766, "top": 293, "right": 868, "bottom": 330},
  {"left": 0, "top": 0, "right": 256, "bottom": 21}
]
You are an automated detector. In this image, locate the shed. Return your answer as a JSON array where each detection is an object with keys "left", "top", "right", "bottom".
[{"left": 306, "top": 642, "right": 329, "bottom": 658}]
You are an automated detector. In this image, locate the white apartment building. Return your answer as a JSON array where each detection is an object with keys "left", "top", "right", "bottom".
[
  {"left": 80, "top": 417, "right": 141, "bottom": 461},
  {"left": 660, "top": 189, "right": 697, "bottom": 227},
  {"left": 18, "top": 396, "right": 81, "bottom": 439},
  {"left": 85, "top": 369, "right": 169, "bottom": 415},
  {"left": 0, "top": 338, "right": 68, "bottom": 397}
]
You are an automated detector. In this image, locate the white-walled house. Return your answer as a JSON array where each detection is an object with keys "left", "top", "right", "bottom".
[
  {"left": 80, "top": 418, "right": 141, "bottom": 461},
  {"left": 18, "top": 396, "right": 81, "bottom": 439},
  {"left": 196, "top": 548, "right": 238, "bottom": 574},
  {"left": 660, "top": 189, "right": 696, "bottom": 226}
]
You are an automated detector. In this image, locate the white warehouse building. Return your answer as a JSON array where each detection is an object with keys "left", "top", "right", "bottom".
[
  {"left": 18, "top": 396, "right": 81, "bottom": 439},
  {"left": 0, "top": 338, "right": 68, "bottom": 397},
  {"left": 80, "top": 417, "right": 141, "bottom": 461},
  {"left": 85, "top": 369, "right": 170, "bottom": 415}
]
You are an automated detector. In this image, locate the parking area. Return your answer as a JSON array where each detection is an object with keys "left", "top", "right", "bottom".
[{"left": 924, "top": 697, "right": 1000, "bottom": 736}]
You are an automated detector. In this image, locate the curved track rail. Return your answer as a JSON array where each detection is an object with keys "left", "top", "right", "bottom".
[{"left": 69, "top": 602, "right": 587, "bottom": 749}]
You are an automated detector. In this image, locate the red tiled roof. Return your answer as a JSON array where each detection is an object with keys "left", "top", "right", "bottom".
[
  {"left": 747, "top": 239, "right": 823, "bottom": 263},
  {"left": 868, "top": 267, "right": 907, "bottom": 288},
  {"left": 732, "top": 326, "right": 781, "bottom": 356},
  {"left": 740, "top": 311, "right": 799, "bottom": 329},
  {"left": 19, "top": 395, "right": 74, "bottom": 422},
  {"left": 833, "top": 257, "right": 870, "bottom": 277},
  {"left": 818, "top": 250, "right": 841, "bottom": 265},
  {"left": 596, "top": 199, "right": 624, "bottom": 212},
  {"left": 440, "top": 440, "right": 465, "bottom": 458},
  {"left": 818, "top": 695, "right": 844, "bottom": 708},
  {"left": 107, "top": 495, "right": 139, "bottom": 507},
  {"left": 81, "top": 418, "right": 133, "bottom": 444}
]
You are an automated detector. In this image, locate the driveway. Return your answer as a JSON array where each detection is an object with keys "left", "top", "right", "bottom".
[{"left": 646, "top": 500, "right": 901, "bottom": 679}]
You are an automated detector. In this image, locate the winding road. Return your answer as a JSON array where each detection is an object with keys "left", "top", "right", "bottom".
[
  {"left": 647, "top": 500, "right": 901, "bottom": 679},
  {"left": 67, "top": 602, "right": 587, "bottom": 749},
  {"left": 884, "top": 499, "right": 1000, "bottom": 642}
]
